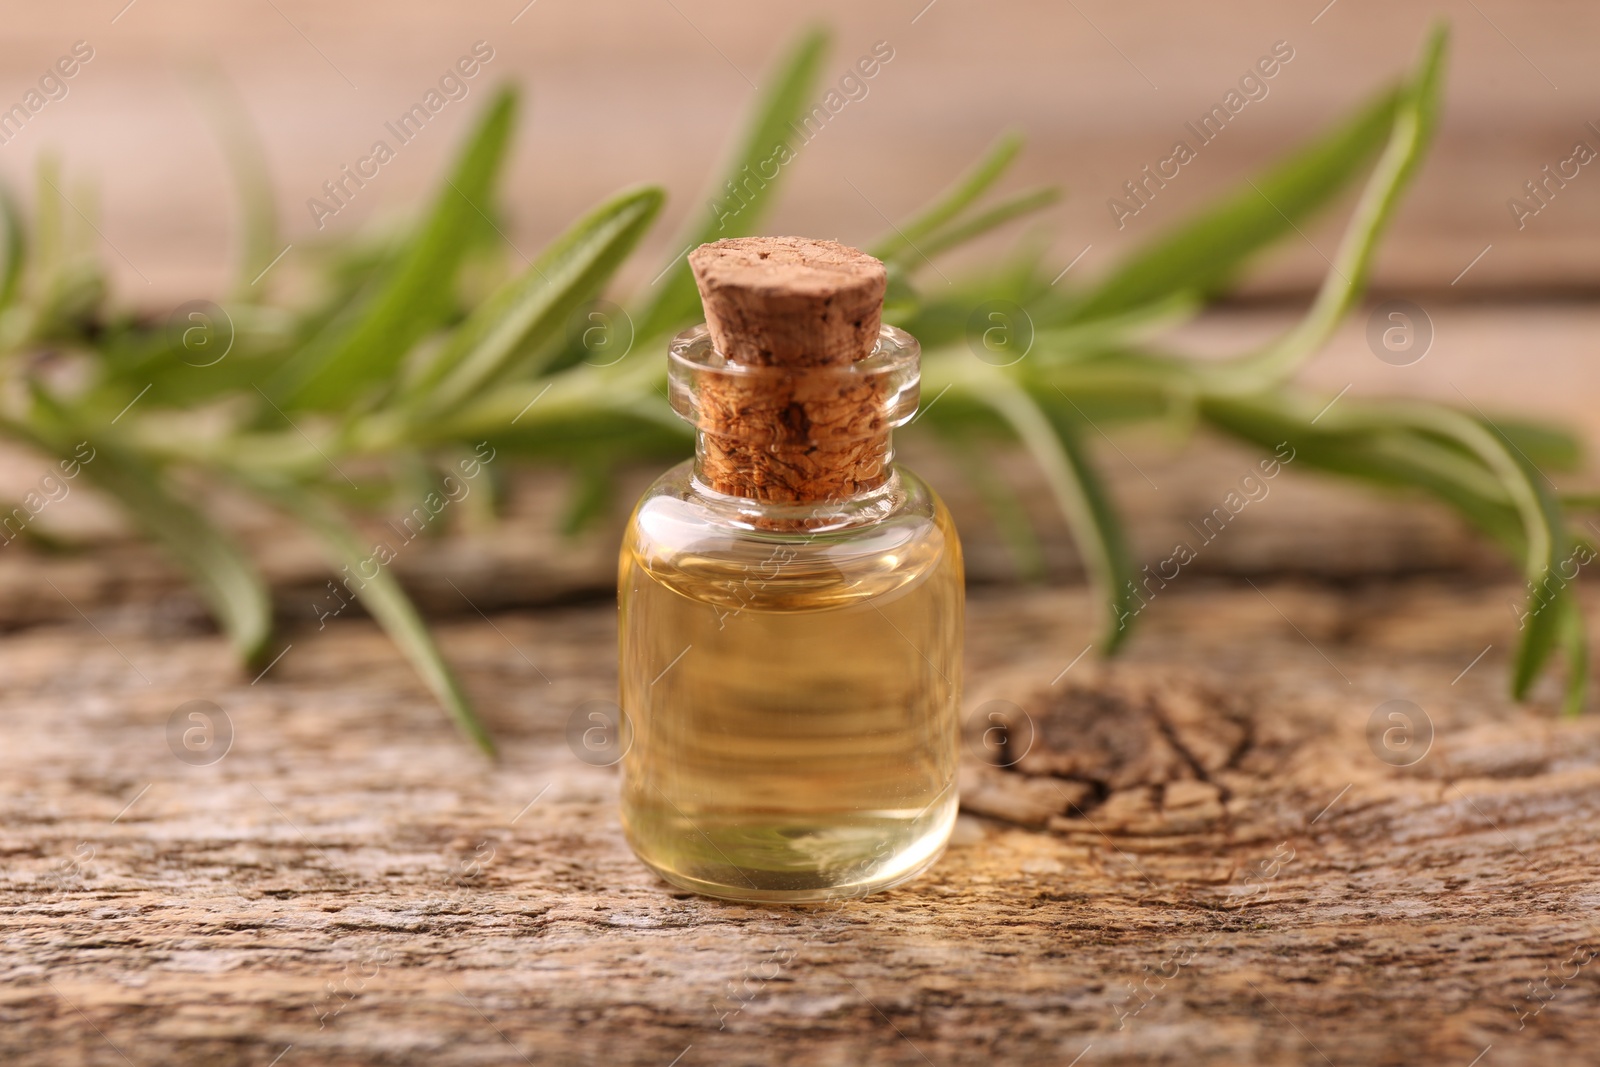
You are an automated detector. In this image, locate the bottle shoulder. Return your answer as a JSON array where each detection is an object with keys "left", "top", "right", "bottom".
[{"left": 621, "top": 461, "right": 961, "bottom": 611}]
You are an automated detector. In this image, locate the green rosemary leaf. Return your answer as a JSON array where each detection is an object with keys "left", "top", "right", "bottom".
[
  {"left": 1504, "top": 470, "right": 1567, "bottom": 702},
  {"left": 413, "top": 354, "right": 688, "bottom": 457},
  {"left": 1478, "top": 417, "right": 1585, "bottom": 472},
  {"left": 961, "top": 370, "right": 1135, "bottom": 650},
  {"left": 186, "top": 68, "right": 280, "bottom": 299},
  {"left": 1199, "top": 393, "right": 1577, "bottom": 707},
  {"left": 20, "top": 397, "right": 273, "bottom": 666},
  {"left": 909, "top": 187, "right": 1061, "bottom": 264},
  {"left": 1038, "top": 393, "right": 1138, "bottom": 652},
  {"left": 276, "top": 488, "right": 497, "bottom": 757},
  {"left": 272, "top": 87, "right": 519, "bottom": 409},
  {"left": 1515, "top": 577, "right": 1565, "bottom": 702},
  {"left": 87, "top": 451, "right": 273, "bottom": 664},
  {"left": 632, "top": 27, "right": 828, "bottom": 340},
  {"left": 1289, "top": 391, "right": 1563, "bottom": 701},
  {"left": 1561, "top": 597, "right": 1588, "bottom": 717},
  {"left": 930, "top": 421, "right": 1046, "bottom": 580},
  {"left": 33, "top": 156, "right": 63, "bottom": 283},
  {"left": 14, "top": 388, "right": 273, "bottom": 663},
  {"left": 1369, "top": 403, "right": 1563, "bottom": 702},
  {"left": 1216, "top": 24, "right": 1447, "bottom": 390},
  {"left": 0, "top": 180, "right": 25, "bottom": 310},
  {"left": 559, "top": 464, "right": 615, "bottom": 538},
  {"left": 1200, "top": 394, "right": 1528, "bottom": 553},
  {"left": 29, "top": 162, "right": 106, "bottom": 341},
  {"left": 869, "top": 131, "right": 1024, "bottom": 263},
  {"left": 880, "top": 262, "right": 920, "bottom": 323},
  {"left": 402, "top": 186, "right": 663, "bottom": 418},
  {"left": 1027, "top": 293, "right": 1201, "bottom": 365},
  {"left": 1065, "top": 92, "right": 1403, "bottom": 326},
  {"left": 106, "top": 463, "right": 273, "bottom": 663}
]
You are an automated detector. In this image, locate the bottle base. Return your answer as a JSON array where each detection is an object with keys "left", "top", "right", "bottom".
[{"left": 624, "top": 796, "right": 958, "bottom": 904}]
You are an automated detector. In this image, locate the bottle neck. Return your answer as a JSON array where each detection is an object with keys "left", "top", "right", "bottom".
[
  {"left": 691, "top": 426, "right": 896, "bottom": 506},
  {"left": 667, "top": 322, "right": 922, "bottom": 528},
  {"left": 687, "top": 435, "right": 904, "bottom": 532}
]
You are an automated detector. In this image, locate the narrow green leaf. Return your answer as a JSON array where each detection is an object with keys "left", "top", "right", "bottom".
[
  {"left": 1067, "top": 87, "right": 1406, "bottom": 323},
  {"left": 961, "top": 369, "right": 1135, "bottom": 650},
  {"left": 276, "top": 489, "right": 497, "bottom": 756},
  {"left": 33, "top": 156, "right": 63, "bottom": 282},
  {"left": 1513, "top": 577, "right": 1565, "bottom": 702},
  {"left": 404, "top": 186, "right": 663, "bottom": 417},
  {"left": 632, "top": 28, "right": 829, "bottom": 340},
  {"left": 929, "top": 420, "right": 1045, "bottom": 580},
  {"left": 1200, "top": 393, "right": 1527, "bottom": 553},
  {"left": 1214, "top": 23, "right": 1449, "bottom": 389},
  {"left": 1480, "top": 417, "right": 1584, "bottom": 472},
  {"left": 90, "top": 454, "right": 273, "bottom": 665},
  {"left": 411, "top": 356, "right": 689, "bottom": 455},
  {"left": 16, "top": 393, "right": 273, "bottom": 664},
  {"left": 91, "top": 455, "right": 273, "bottom": 664},
  {"left": 910, "top": 187, "right": 1061, "bottom": 263},
  {"left": 1404, "top": 411, "right": 1562, "bottom": 702},
  {"left": 559, "top": 464, "right": 615, "bottom": 538},
  {"left": 1560, "top": 596, "right": 1588, "bottom": 717},
  {"left": 0, "top": 180, "right": 25, "bottom": 310},
  {"left": 869, "top": 132, "right": 1024, "bottom": 262},
  {"left": 1301, "top": 393, "right": 1563, "bottom": 701},
  {"left": 186, "top": 67, "right": 280, "bottom": 299},
  {"left": 1510, "top": 530, "right": 1567, "bottom": 701},
  {"left": 29, "top": 162, "right": 106, "bottom": 339},
  {"left": 273, "top": 87, "right": 519, "bottom": 408},
  {"left": 1561, "top": 491, "right": 1600, "bottom": 512},
  {"left": 1200, "top": 387, "right": 1582, "bottom": 706},
  {"left": 998, "top": 295, "right": 1202, "bottom": 377}
]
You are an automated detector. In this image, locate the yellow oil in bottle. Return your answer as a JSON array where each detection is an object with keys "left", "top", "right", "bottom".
[{"left": 618, "top": 464, "right": 962, "bottom": 902}]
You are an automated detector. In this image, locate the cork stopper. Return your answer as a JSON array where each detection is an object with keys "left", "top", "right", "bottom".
[
  {"left": 686, "top": 237, "right": 895, "bottom": 505},
  {"left": 691, "top": 237, "right": 887, "bottom": 368}
]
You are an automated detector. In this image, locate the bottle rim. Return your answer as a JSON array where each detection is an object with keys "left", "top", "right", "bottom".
[{"left": 666, "top": 323, "right": 921, "bottom": 443}]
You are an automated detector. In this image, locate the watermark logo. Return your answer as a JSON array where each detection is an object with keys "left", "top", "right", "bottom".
[
  {"left": 1366, "top": 699, "right": 1433, "bottom": 767},
  {"left": 965, "top": 300, "right": 1034, "bottom": 367},
  {"left": 167, "top": 699, "right": 233, "bottom": 766},
  {"left": 568, "top": 299, "right": 635, "bottom": 367},
  {"left": 167, "top": 300, "right": 235, "bottom": 367},
  {"left": 566, "top": 700, "right": 632, "bottom": 767},
  {"left": 965, "top": 699, "right": 1035, "bottom": 767},
  {"left": 307, "top": 41, "right": 497, "bottom": 230},
  {"left": 1366, "top": 299, "right": 1432, "bottom": 366},
  {"left": 1507, "top": 135, "right": 1596, "bottom": 231},
  {"left": 0, "top": 40, "right": 95, "bottom": 149},
  {"left": 1107, "top": 40, "right": 1296, "bottom": 229}
]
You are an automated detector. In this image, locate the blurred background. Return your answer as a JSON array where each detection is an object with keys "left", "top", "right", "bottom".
[
  {"left": 0, "top": 0, "right": 1594, "bottom": 611},
  {"left": 2, "top": 0, "right": 1594, "bottom": 297}
]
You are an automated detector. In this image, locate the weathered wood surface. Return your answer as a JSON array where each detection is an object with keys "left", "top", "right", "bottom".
[
  {"left": 0, "top": 296, "right": 1594, "bottom": 1065},
  {"left": 3, "top": 568, "right": 1598, "bottom": 1066}
]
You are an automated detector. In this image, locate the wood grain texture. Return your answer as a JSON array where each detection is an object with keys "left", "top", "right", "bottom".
[{"left": 4, "top": 573, "right": 1597, "bottom": 1066}]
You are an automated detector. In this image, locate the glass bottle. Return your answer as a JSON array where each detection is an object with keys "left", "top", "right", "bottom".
[{"left": 617, "top": 244, "right": 963, "bottom": 903}]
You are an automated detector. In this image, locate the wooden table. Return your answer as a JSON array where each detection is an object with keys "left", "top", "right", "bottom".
[{"left": 5, "top": 483, "right": 1598, "bottom": 1065}]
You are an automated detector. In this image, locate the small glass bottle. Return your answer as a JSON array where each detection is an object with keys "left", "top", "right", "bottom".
[{"left": 618, "top": 237, "right": 963, "bottom": 903}]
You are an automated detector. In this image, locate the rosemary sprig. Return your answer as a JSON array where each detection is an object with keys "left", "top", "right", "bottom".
[{"left": 0, "top": 20, "right": 1588, "bottom": 752}]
